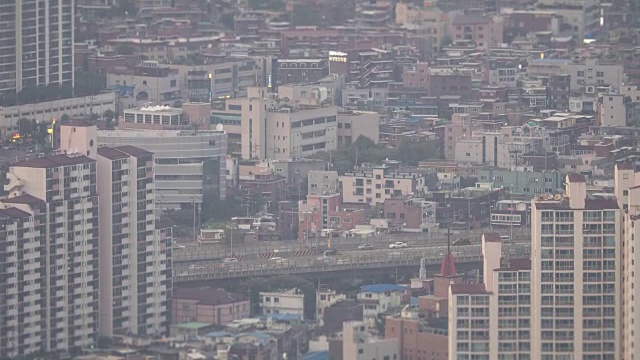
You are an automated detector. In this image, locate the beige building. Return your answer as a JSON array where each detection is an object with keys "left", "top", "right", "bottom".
[
  {"left": 615, "top": 163, "right": 640, "bottom": 359},
  {"left": 340, "top": 166, "right": 427, "bottom": 205},
  {"left": 448, "top": 234, "right": 531, "bottom": 359},
  {"left": 596, "top": 92, "right": 640, "bottom": 127},
  {"left": 342, "top": 321, "right": 399, "bottom": 360},
  {"left": 531, "top": 174, "right": 621, "bottom": 359},
  {"left": 337, "top": 111, "right": 380, "bottom": 146},
  {"left": 454, "top": 130, "right": 533, "bottom": 168},
  {"left": 444, "top": 113, "right": 474, "bottom": 160},
  {"left": 107, "top": 61, "right": 181, "bottom": 107},
  {"left": 1, "top": 153, "right": 99, "bottom": 356},
  {"left": 239, "top": 87, "right": 338, "bottom": 160}
]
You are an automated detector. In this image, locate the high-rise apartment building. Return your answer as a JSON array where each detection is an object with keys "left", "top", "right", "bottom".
[
  {"left": 615, "top": 163, "right": 640, "bottom": 359},
  {"left": 0, "top": 0, "right": 74, "bottom": 99},
  {"left": 531, "top": 174, "right": 621, "bottom": 359},
  {"left": 60, "top": 123, "right": 172, "bottom": 337},
  {"left": 1, "top": 154, "right": 99, "bottom": 356},
  {"left": 448, "top": 234, "right": 531, "bottom": 360}
]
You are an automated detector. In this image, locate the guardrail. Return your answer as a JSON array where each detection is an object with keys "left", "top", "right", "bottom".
[
  {"left": 173, "top": 244, "right": 531, "bottom": 282},
  {"left": 173, "top": 227, "right": 532, "bottom": 261}
]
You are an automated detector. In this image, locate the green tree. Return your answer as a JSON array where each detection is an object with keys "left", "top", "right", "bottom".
[
  {"left": 18, "top": 118, "right": 33, "bottom": 138},
  {"left": 74, "top": 70, "right": 106, "bottom": 97},
  {"left": 34, "top": 122, "right": 50, "bottom": 147},
  {"left": 103, "top": 109, "right": 116, "bottom": 129},
  {"left": 460, "top": 176, "right": 478, "bottom": 188}
]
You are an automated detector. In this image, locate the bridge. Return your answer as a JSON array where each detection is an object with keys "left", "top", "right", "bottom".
[{"left": 173, "top": 242, "right": 531, "bottom": 283}]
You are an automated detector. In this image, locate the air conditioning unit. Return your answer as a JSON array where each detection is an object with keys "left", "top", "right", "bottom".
[{"left": 586, "top": 86, "right": 595, "bottom": 94}]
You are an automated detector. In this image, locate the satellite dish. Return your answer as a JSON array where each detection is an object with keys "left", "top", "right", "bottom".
[{"left": 216, "top": 124, "right": 224, "bottom": 131}]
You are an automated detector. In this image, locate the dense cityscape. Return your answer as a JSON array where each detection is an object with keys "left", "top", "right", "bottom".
[{"left": 1, "top": 0, "right": 640, "bottom": 359}]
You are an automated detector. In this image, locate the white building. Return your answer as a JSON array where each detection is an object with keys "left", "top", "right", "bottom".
[
  {"left": 122, "top": 105, "right": 184, "bottom": 126},
  {"left": 1, "top": 153, "right": 99, "bottom": 356},
  {"left": 615, "top": 163, "right": 640, "bottom": 359},
  {"left": 531, "top": 173, "right": 621, "bottom": 359},
  {"left": 342, "top": 321, "right": 399, "bottom": 360},
  {"left": 95, "top": 145, "right": 171, "bottom": 337},
  {"left": 316, "top": 287, "right": 347, "bottom": 319},
  {"left": 448, "top": 233, "right": 531, "bottom": 359},
  {"left": 239, "top": 86, "right": 338, "bottom": 160},
  {"left": 308, "top": 170, "right": 340, "bottom": 196},
  {"left": 260, "top": 288, "right": 305, "bottom": 317},
  {"left": 357, "top": 284, "right": 407, "bottom": 318},
  {"left": 98, "top": 129, "right": 227, "bottom": 209}
]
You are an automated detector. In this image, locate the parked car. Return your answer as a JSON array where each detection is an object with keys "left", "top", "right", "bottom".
[
  {"left": 323, "top": 249, "right": 338, "bottom": 256},
  {"left": 388, "top": 241, "right": 408, "bottom": 249},
  {"left": 453, "top": 238, "right": 471, "bottom": 246},
  {"left": 223, "top": 257, "right": 239, "bottom": 263},
  {"left": 358, "top": 244, "right": 374, "bottom": 250}
]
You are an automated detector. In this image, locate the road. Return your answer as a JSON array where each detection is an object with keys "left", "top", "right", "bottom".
[
  {"left": 173, "top": 226, "right": 531, "bottom": 261},
  {"left": 173, "top": 242, "right": 531, "bottom": 281}
]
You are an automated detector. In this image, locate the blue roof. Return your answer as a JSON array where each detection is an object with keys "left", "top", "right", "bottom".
[
  {"left": 360, "top": 284, "right": 407, "bottom": 293},
  {"left": 303, "top": 352, "right": 329, "bottom": 360},
  {"left": 267, "top": 313, "right": 301, "bottom": 322},
  {"left": 411, "top": 297, "right": 419, "bottom": 306},
  {"left": 205, "top": 331, "right": 230, "bottom": 338}
]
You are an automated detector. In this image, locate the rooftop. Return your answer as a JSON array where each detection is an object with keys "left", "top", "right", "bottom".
[
  {"left": 172, "top": 322, "right": 213, "bottom": 330},
  {"left": 360, "top": 284, "right": 407, "bottom": 294},
  {"left": 0, "top": 207, "right": 31, "bottom": 219},
  {"left": 12, "top": 154, "right": 94, "bottom": 168},
  {"left": 450, "top": 283, "right": 490, "bottom": 295},
  {"left": 3, "top": 194, "right": 45, "bottom": 205},
  {"left": 173, "top": 287, "right": 247, "bottom": 306},
  {"left": 483, "top": 233, "right": 501, "bottom": 243}
]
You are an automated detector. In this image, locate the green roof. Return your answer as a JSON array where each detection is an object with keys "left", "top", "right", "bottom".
[{"left": 174, "top": 322, "right": 211, "bottom": 330}]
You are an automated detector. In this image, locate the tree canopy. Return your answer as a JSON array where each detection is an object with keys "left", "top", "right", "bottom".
[{"left": 310, "top": 135, "right": 441, "bottom": 174}]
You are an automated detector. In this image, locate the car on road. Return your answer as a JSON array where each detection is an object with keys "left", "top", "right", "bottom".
[
  {"left": 323, "top": 249, "right": 338, "bottom": 256},
  {"left": 358, "top": 244, "right": 374, "bottom": 250},
  {"left": 453, "top": 238, "right": 471, "bottom": 246},
  {"left": 388, "top": 241, "right": 408, "bottom": 249},
  {"left": 270, "top": 256, "right": 288, "bottom": 263},
  {"left": 173, "top": 243, "right": 186, "bottom": 249},
  {"left": 500, "top": 235, "right": 511, "bottom": 243},
  {"left": 223, "top": 257, "right": 239, "bottom": 263}
]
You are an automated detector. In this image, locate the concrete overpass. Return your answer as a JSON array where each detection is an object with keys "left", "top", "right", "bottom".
[{"left": 173, "top": 242, "right": 531, "bottom": 283}]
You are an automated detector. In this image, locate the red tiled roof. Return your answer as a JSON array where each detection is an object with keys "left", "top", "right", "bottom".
[
  {"left": 440, "top": 252, "right": 457, "bottom": 277},
  {"left": 567, "top": 173, "right": 586, "bottom": 183},
  {"left": 451, "top": 283, "right": 490, "bottom": 295},
  {"left": 483, "top": 233, "right": 501, "bottom": 243}
]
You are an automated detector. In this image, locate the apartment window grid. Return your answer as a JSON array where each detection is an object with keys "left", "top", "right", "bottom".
[
  {"left": 538, "top": 209, "right": 617, "bottom": 359},
  {"left": 455, "top": 294, "right": 491, "bottom": 359},
  {"left": 498, "top": 270, "right": 532, "bottom": 357}
]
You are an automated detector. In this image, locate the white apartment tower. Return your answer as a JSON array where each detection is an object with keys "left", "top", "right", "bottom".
[
  {"left": 448, "top": 234, "right": 532, "bottom": 360},
  {"left": 0, "top": 0, "right": 74, "bottom": 98},
  {"left": 531, "top": 174, "right": 621, "bottom": 359},
  {"left": 614, "top": 162, "right": 640, "bottom": 359},
  {"left": 1, "top": 154, "right": 99, "bottom": 356},
  {"left": 61, "top": 123, "right": 172, "bottom": 337}
]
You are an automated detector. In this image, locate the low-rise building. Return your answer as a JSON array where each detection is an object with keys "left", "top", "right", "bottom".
[
  {"left": 316, "top": 287, "right": 347, "bottom": 320},
  {"left": 172, "top": 288, "right": 250, "bottom": 326},
  {"left": 383, "top": 197, "right": 437, "bottom": 232},
  {"left": 337, "top": 111, "right": 380, "bottom": 146},
  {"left": 260, "top": 288, "right": 305, "bottom": 317},
  {"left": 277, "top": 59, "right": 330, "bottom": 86},
  {"left": 308, "top": 170, "right": 340, "bottom": 196},
  {"left": 107, "top": 61, "right": 181, "bottom": 106},
  {"left": 357, "top": 285, "right": 408, "bottom": 319},
  {"left": 340, "top": 166, "right": 427, "bottom": 205},
  {"left": 342, "top": 321, "right": 399, "bottom": 360},
  {"left": 298, "top": 193, "right": 366, "bottom": 241}
]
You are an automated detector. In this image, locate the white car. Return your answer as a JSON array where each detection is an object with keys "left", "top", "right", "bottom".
[
  {"left": 270, "top": 256, "right": 288, "bottom": 263},
  {"left": 223, "top": 257, "right": 239, "bottom": 263},
  {"left": 388, "top": 241, "right": 408, "bottom": 249}
]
